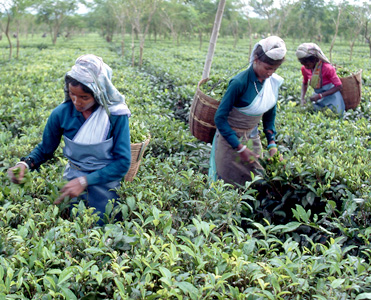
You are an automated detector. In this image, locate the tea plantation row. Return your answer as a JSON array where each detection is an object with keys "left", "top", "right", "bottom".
[{"left": 0, "top": 34, "right": 371, "bottom": 299}]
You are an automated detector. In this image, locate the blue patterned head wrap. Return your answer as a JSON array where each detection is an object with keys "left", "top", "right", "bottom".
[{"left": 65, "top": 54, "right": 130, "bottom": 116}]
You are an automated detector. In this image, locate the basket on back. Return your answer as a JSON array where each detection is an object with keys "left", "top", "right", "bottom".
[
  {"left": 340, "top": 69, "right": 362, "bottom": 111},
  {"left": 189, "top": 78, "right": 220, "bottom": 143},
  {"left": 124, "top": 136, "right": 150, "bottom": 182}
]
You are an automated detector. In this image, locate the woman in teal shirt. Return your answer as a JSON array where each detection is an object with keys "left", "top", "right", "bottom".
[
  {"left": 8, "top": 54, "right": 131, "bottom": 225},
  {"left": 210, "top": 36, "right": 286, "bottom": 186}
]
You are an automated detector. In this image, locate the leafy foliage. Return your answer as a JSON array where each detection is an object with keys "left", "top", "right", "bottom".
[{"left": 0, "top": 33, "right": 371, "bottom": 299}]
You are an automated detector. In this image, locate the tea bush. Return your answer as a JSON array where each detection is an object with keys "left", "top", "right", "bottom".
[{"left": 1, "top": 33, "right": 371, "bottom": 299}]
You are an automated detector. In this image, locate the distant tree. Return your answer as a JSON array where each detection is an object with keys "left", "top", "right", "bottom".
[
  {"left": 159, "top": 0, "right": 185, "bottom": 45},
  {"left": 10, "top": 0, "right": 37, "bottom": 58},
  {"left": 328, "top": 4, "right": 342, "bottom": 62},
  {"left": 303, "top": 0, "right": 327, "bottom": 41},
  {"left": 126, "top": 0, "right": 159, "bottom": 66},
  {"left": 21, "top": 13, "right": 38, "bottom": 39},
  {"left": 249, "top": 0, "right": 275, "bottom": 35},
  {"left": 187, "top": 0, "right": 216, "bottom": 50},
  {"left": 244, "top": 10, "right": 254, "bottom": 58},
  {"left": 283, "top": 1, "right": 304, "bottom": 42},
  {"left": 177, "top": 6, "right": 194, "bottom": 41},
  {"left": 88, "top": 0, "right": 117, "bottom": 42},
  {"left": 108, "top": 0, "right": 129, "bottom": 54},
  {"left": 0, "top": 1, "right": 12, "bottom": 59},
  {"left": 222, "top": 0, "right": 245, "bottom": 48},
  {"left": 149, "top": 8, "right": 163, "bottom": 41},
  {"left": 361, "top": 1, "right": 371, "bottom": 57},
  {"left": 62, "top": 15, "right": 87, "bottom": 38},
  {"left": 36, "top": 0, "right": 79, "bottom": 44},
  {"left": 340, "top": 4, "right": 364, "bottom": 61},
  {"left": 275, "top": 0, "right": 295, "bottom": 36}
]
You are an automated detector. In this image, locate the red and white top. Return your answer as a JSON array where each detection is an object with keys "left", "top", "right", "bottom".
[{"left": 301, "top": 62, "right": 342, "bottom": 87}]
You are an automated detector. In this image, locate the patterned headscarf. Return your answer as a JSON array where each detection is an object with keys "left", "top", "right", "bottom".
[
  {"left": 295, "top": 43, "right": 330, "bottom": 64},
  {"left": 250, "top": 36, "right": 287, "bottom": 64},
  {"left": 65, "top": 54, "right": 130, "bottom": 116}
]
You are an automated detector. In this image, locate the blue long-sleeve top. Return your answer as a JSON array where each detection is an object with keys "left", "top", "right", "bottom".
[
  {"left": 27, "top": 100, "right": 131, "bottom": 186},
  {"left": 214, "top": 66, "right": 276, "bottom": 149}
]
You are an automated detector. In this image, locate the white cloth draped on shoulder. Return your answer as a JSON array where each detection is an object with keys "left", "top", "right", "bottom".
[
  {"left": 237, "top": 73, "right": 284, "bottom": 116},
  {"left": 73, "top": 106, "right": 110, "bottom": 144}
]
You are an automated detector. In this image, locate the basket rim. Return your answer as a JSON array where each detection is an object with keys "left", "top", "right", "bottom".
[
  {"left": 131, "top": 134, "right": 151, "bottom": 146},
  {"left": 196, "top": 78, "right": 221, "bottom": 105},
  {"left": 340, "top": 69, "right": 362, "bottom": 79}
]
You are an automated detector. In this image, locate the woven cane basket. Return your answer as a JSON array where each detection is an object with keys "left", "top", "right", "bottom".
[
  {"left": 340, "top": 69, "right": 362, "bottom": 111},
  {"left": 189, "top": 78, "right": 220, "bottom": 143},
  {"left": 124, "top": 136, "right": 150, "bottom": 182}
]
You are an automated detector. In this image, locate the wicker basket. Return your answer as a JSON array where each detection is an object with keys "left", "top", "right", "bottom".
[
  {"left": 340, "top": 69, "right": 362, "bottom": 111},
  {"left": 189, "top": 78, "right": 220, "bottom": 143},
  {"left": 124, "top": 136, "right": 150, "bottom": 182}
]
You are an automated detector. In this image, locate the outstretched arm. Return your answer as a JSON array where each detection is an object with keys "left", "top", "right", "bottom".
[
  {"left": 309, "top": 84, "right": 342, "bottom": 102},
  {"left": 301, "top": 82, "right": 308, "bottom": 105}
]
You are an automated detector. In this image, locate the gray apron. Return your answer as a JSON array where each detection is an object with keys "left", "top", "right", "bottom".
[
  {"left": 314, "top": 83, "right": 345, "bottom": 114},
  {"left": 63, "top": 136, "right": 121, "bottom": 223},
  {"left": 215, "top": 107, "right": 263, "bottom": 186}
]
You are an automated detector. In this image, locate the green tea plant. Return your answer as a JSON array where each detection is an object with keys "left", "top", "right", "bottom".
[
  {"left": 1, "top": 33, "right": 371, "bottom": 299},
  {"left": 199, "top": 75, "right": 229, "bottom": 101},
  {"left": 129, "top": 120, "right": 150, "bottom": 144}
]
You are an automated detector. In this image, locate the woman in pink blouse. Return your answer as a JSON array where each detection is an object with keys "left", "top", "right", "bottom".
[{"left": 296, "top": 43, "right": 345, "bottom": 114}]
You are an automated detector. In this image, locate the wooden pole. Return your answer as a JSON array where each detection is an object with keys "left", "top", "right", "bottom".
[{"left": 202, "top": 0, "right": 226, "bottom": 80}]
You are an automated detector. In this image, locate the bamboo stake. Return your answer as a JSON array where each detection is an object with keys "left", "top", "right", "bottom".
[{"left": 202, "top": 0, "right": 226, "bottom": 80}]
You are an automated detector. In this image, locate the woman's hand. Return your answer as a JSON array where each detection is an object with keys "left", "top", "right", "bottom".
[
  {"left": 54, "top": 177, "right": 87, "bottom": 205},
  {"left": 310, "top": 93, "right": 324, "bottom": 102},
  {"left": 238, "top": 145, "right": 260, "bottom": 163},
  {"left": 310, "top": 94, "right": 318, "bottom": 102},
  {"left": 268, "top": 146, "right": 283, "bottom": 161},
  {"left": 7, "top": 163, "right": 27, "bottom": 184},
  {"left": 269, "top": 146, "right": 278, "bottom": 157}
]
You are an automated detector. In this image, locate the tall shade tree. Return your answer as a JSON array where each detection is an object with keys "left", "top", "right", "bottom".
[
  {"left": 328, "top": 4, "right": 342, "bottom": 62},
  {"left": 90, "top": 0, "right": 118, "bottom": 43},
  {"left": 283, "top": 1, "right": 305, "bottom": 42},
  {"left": 126, "top": 0, "right": 159, "bottom": 66},
  {"left": 10, "top": 0, "right": 36, "bottom": 59},
  {"left": 160, "top": 0, "right": 190, "bottom": 45},
  {"left": 249, "top": 0, "right": 275, "bottom": 35},
  {"left": 109, "top": 0, "right": 128, "bottom": 55},
  {"left": 361, "top": 1, "right": 371, "bottom": 57},
  {"left": 21, "top": 13, "right": 38, "bottom": 39},
  {"left": 187, "top": 0, "right": 216, "bottom": 50},
  {"left": 36, "top": 0, "right": 79, "bottom": 45},
  {"left": 0, "top": 1, "right": 12, "bottom": 59},
  {"left": 275, "top": 0, "right": 295, "bottom": 36},
  {"left": 63, "top": 14, "right": 88, "bottom": 38},
  {"left": 296, "top": 0, "right": 326, "bottom": 41},
  {"left": 245, "top": 10, "right": 254, "bottom": 57},
  {"left": 222, "top": 0, "right": 245, "bottom": 48},
  {"left": 340, "top": 3, "right": 364, "bottom": 61},
  {"left": 148, "top": 7, "right": 163, "bottom": 41}
]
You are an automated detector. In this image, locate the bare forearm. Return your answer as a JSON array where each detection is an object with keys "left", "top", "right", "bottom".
[
  {"left": 321, "top": 85, "right": 342, "bottom": 98},
  {"left": 311, "top": 85, "right": 343, "bottom": 102},
  {"left": 301, "top": 83, "right": 308, "bottom": 101}
]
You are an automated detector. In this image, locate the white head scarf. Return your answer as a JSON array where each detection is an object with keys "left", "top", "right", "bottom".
[
  {"left": 295, "top": 43, "right": 330, "bottom": 64},
  {"left": 250, "top": 36, "right": 287, "bottom": 64},
  {"left": 65, "top": 54, "right": 130, "bottom": 116}
]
